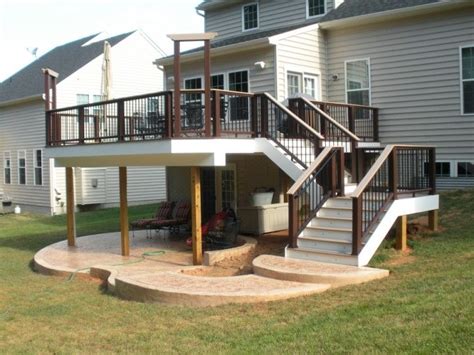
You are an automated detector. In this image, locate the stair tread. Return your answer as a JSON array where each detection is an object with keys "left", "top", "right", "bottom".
[
  {"left": 292, "top": 247, "right": 354, "bottom": 257},
  {"left": 299, "top": 236, "right": 352, "bottom": 244},
  {"left": 305, "top": 225, "right": 352, "bottom": 233},
  {"left": 321, "top": 206, "right": 352, "bottom": 211}
]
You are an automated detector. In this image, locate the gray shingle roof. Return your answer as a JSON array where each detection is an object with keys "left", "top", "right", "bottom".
[
  {"left": 0, "top": 31, "right": 134, "bottom": 104},
  {"left": 321, "top": 0, "right": 444, "bottom": 22}
]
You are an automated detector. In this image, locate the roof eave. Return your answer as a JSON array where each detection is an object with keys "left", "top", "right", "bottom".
[
  {"left": 319, "top": 1, "right": 472, "bottom": 29},
  {"left": 155, "top": 37, "right": 272, "bottom": 66}
]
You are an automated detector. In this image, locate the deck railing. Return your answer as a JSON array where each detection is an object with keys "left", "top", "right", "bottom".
[
  {"left": 351, "top": 145, "right": 436, "bottom": 254},
  {"left": 311, "top": 100, "right": 379, "bottom": 142},
  {"left": 46, "top": 91, "right": 172, "bottom": 145},
  {"left": 287, "top": 147, "right": 345, "bottom": 248}
]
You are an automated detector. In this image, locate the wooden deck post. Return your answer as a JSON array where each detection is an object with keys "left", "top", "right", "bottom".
[
  {"left": 65, "top": 167, "right": 76, "bottom": 247},
  {"left": 119, "top": 167, "right": 129, "bottom": 257},
  {"left": 428, "top": 210, "right": 439, "bottom": 232},
  {"left": 191, "top": 167, "right": 202, "bottom": 265},
  {"left": 395, "top": 215, "right": 408, "bottom": 251}
]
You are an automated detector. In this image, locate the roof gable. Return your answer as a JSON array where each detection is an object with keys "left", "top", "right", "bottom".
[{"left": 0, "top": 31, "right": 134, "bottom": 104}]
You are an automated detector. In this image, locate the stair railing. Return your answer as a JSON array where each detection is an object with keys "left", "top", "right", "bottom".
[
  {"left": 289, "top": 97, "right": 360, "bottom": 148},
  {"left": 287, "top": 147, "right": 345, "bottom": 248},
  {"left": 351, "top": 145, "right": 436, "bottom": 254},
  {"left": 256, "top": 93, "right": 324, "bottom": 169}
]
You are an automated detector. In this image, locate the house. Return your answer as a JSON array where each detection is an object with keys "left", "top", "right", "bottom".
[
  {"left": 0, "top": 31, "right": 167, "bottom": 214},
  {"left": 156, "top": 0, "right": 474, "bottom": 189}
]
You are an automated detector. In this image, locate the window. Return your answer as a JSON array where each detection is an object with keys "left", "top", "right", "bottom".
[
  {"left": 228, "top": 70, "right": 249, "bottom": 120},
  {"left": 17, "top": 151, "right": 26, "bottom": 185},
  {"left": 242, "top": 3, "right": 259, "bottom": 31},
  {"left": 211, "top": 74, "right": 225, "bottom": 90},
  {"left": 184, "top": 77, "right": 203, "bottom": 104},
  {"left": 287, "top": 72, "right": 301, "bottom": 97},
  {"left": 461, "top": 46, "right": 474, "bottom": 114},
  {"left": 457, "top": 162, "right": 474, "bottom": 177},
  {"left": 3, "top": 152, "right": 11, "bottom": 184},
  {"left": 346, "top": 59, "right": 371, "bottom": 106},
  {"left": 34, "top": 150, "right": 43, "bottom": 186},
  {"left": 307, "top": 0, "right": 325, "bottom": 18},
  {"left": 286, "top": 71, "right": 320, "bottom": 99},
  {"left": 436, "top": 162, "right": 451, "bottom": 177}
]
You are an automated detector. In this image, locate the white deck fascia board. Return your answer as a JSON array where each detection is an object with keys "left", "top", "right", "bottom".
[{"left": 46, "top": 139, "right": 257, "bottom": 167}]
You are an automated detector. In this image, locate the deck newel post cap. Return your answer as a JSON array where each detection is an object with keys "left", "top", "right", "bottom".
[
  {"left": 41, "top": 68, "right": 59, "bottom": 78},
  {"left": 167, "top": 33, "right": 218, "bottom": 41}
]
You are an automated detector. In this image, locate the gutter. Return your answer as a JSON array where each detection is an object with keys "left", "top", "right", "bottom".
[
  {"left": 0, "top": 94, "right": 43, "bottom": 108},
  {"left": 319, "top": 1, "right": 473, "bottom": 29},
  {"left": 154, "top": 37, "right": 272, "bottom": 66}
]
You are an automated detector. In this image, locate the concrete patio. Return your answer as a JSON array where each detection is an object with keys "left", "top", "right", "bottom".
[{"left": 34, "top": 230, "right": 389, "bottom": 306}]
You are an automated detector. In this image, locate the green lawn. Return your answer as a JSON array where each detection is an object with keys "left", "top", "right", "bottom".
[{"left": 0, "top": 192, "right": 473, "bottom": 354}]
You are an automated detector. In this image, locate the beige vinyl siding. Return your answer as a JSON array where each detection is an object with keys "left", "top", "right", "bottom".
[
  {"left": 276, "top": 26, "right": 326, "bottom": 100},
  {"left": 0, "top": 100, "right": 53, "bottom": 214},
  {"left": 103, "top": 167, "right": 166, "bottom": 205},
  {"left": 326, "top": 8, "right": 474, "bottom": 161},
  {"left": 165, "top": 47, "right": 276, "bottom": 96},
  {"left": 205, "top": 0, "right": 335, "bottom": 41}
]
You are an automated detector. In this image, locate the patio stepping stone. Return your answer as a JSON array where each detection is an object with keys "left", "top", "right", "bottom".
[{"left": 253, "top": 254, "right": 389, "bottom": 287}]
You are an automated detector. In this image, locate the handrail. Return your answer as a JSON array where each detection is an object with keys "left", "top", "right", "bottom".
[
  {"left": 300, "top": 97, "right": 360, "bottom": 142},
  {"left": 311, "top": 99, "right": 378, "bottom": 110},
  {"left": 47, "top": 91, "right": 172, "bottom": 113},
  {"left": 263, "top": 93, "right": 324, "bottom": 140},
  {"left": 288, "top": 147, "right": 345, "bottom": 248},
  {"left": 287, "top": 147, "right": 332, "bottom": 195},
  {"left": 351, "top": 144, "right": 436, "bottom": 254}
]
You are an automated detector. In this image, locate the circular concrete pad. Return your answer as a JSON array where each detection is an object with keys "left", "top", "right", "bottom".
[{"left": 253, "top": 254, "right": 389, "bottom": 287}]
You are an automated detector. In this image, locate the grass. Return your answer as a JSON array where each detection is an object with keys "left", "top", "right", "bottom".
[{"left": 0, "top": 192, "right": 473, "bottom": 354}]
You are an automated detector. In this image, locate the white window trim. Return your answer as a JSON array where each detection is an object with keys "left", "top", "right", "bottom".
[
  {"left": 242, "top": 2, "right": 259, "bottom": 32},
  {"left": 34, "top": 149, "right": 43, "bottom": 186},
  {"left": 284, "top": 65, "right": 322, "bottom": 100},
  {"left": 306, "top": 0, "right": 327, "bottom": 19},
  {"left": 3, "top": 151, "right": 11, "bottom": 185},
  {"left": 17, "top": 150, "right": 27, "bottom": 185},
  {"left": 459, "top": 44, "right": 474, "bottom": 116},
  {"left": 344, "top": 57, "right": 372, "bottom": 106}
]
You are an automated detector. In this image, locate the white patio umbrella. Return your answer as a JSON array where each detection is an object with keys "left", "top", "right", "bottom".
[
  {"left": 101, "top": 41, "right": 112, "bottom": 100},
  {"left": 100, "top": 41, "right": 112, "bottom": 135}
]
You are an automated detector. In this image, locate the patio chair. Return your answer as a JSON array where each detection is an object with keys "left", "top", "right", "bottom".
[
  {"left": 130, "top": 201, "right": 174, "bottom": 237},
  {"left": 148, "top": 200, "right": 191, "bottom": 235}
]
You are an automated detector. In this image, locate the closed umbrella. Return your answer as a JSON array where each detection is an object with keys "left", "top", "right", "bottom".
[{"left": 100, "top": 41, "right": 112, "bottom": 135}]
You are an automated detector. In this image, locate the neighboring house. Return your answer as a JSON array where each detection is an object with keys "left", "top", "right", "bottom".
[
  {"left": 156, "top": 0, "right": 474, "bottom": 189},
  {"left": 0, "top": 31, "right": 167, "bottom": 214}
]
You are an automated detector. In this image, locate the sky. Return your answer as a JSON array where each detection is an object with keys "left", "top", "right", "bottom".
[{"left": 0, "top": 0, "right": 204, "bottom": 82}]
